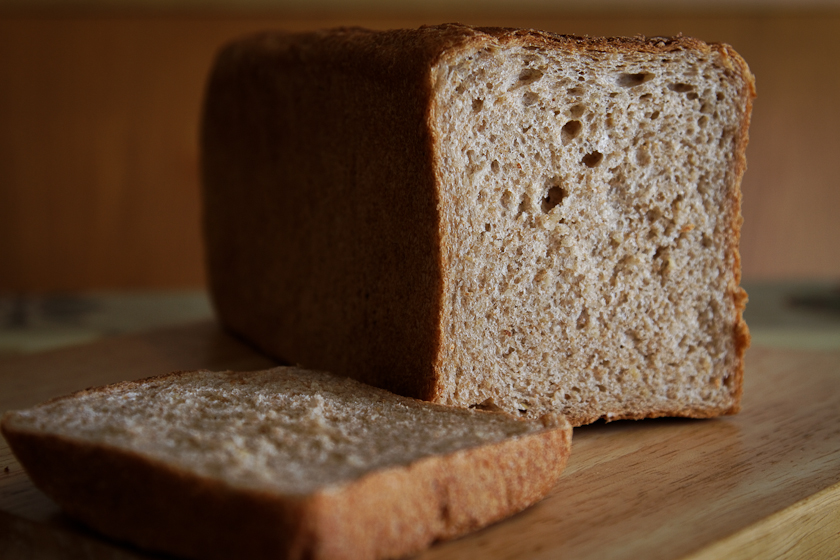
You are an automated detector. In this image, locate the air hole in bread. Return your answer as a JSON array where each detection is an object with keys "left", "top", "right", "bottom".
[
  {"left": 501, "top": 189, "right": 514, "bottom": 210},
  {"left": 541, "top": 185, "right": 567, "bottom": 213},
  {"left": 522, "top": 91, "right": 539, "bottom": 106},
  {"left": 576, "top": 308, "right": 589, "bottom": 329},
  {"left": 669, "top": 82, "right": 695, "bottom": 93},
  {"left": 518, "top": 193, "right": 532, "bottom": 215},
  {"left": 653, "top": 246, "right": 666, "bottom": 260},
  {"left": 561, "top": 120, "right": 582, "bottom": 143},
  {"left": 470, "top": 397, "right": 504, "bottom": 412},
  {"left": 569, "top": 104, "right": 586, "bottom": 118},
  {"left": 472, "top": 98, "right": 484, "bottom": 112},
  {"left": 718, "top": 129, "right": 734, "bottom": 148},
  {"left": 491, "top": 160, "right": 500, "bottom": 173},
  {"left": 581, "top": 151, "right": 603, "bottom": 168},
  {"left": 617, "top": 72, "right": 654, "bottom": 87},
  {"left": 518, "top": 67, "right": 544, "bottom": 85}
]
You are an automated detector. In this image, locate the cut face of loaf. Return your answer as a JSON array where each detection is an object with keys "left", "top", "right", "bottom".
[
  {"left": 202, "top": 24, "right": 753, "bottom": 426},
  {"left": 1, "top": 368, "right": 571, "bottom": 560}
]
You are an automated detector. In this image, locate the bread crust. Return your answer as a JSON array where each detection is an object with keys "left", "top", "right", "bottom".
[
  {"left": 202, "top": 27, "right": 447, "bottom": 400},
  {"left": 1, "top": 369, "right": 572, "bottom": 560},
  {"left": 202, "top": 24, "right": 753, "bottom": 425}
]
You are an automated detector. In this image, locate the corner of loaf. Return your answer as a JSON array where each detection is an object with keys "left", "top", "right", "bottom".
[{"left": 201, "top": 24, "right": 754, "bottom": 426}]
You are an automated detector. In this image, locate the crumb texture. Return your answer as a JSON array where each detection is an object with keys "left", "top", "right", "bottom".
[
  {"left": 433, "top": 38, "right": 750, "bottom": 422},
  {"left": 8, "top": 368, "right": 541, "bottom": 494}
]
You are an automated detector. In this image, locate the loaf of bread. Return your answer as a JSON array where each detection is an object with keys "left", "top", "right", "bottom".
[
  {"left": 1, "top": 367, "right": 571, "bottom": 560},
  {"left": 202, "top": 24, "right": 754, "bottom": 426}
]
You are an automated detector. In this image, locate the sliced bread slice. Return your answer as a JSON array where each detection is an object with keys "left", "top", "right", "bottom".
[
  {"left": 202, "top": 24, "right": 754, "bottom": 426},
  {"left": 1, "top": 367, "right": 571, "bottom": 560}
]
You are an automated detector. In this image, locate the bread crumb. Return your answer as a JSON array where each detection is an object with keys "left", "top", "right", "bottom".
[{"left": 7, "top": 368, "right": 551, "bottom": 494}]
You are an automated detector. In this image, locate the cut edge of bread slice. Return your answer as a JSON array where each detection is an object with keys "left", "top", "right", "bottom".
[
  {"left": 1, "top": 367, "right": 572, "bottom": 560},
  {"left": 428, "top": 29, "right": 754, "bottom": 425}
]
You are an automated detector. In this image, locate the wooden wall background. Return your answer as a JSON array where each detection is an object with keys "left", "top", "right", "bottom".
[{"left": 1, "top": 10, "right": 839, "bottom": 291}]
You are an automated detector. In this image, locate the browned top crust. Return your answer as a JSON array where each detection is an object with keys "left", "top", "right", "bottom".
[
  {"left": 223, "top": 24, "right": 754, "bottom": 95},
  {"left": 241, "top": 23, "right": 750, "bottom": 60}
]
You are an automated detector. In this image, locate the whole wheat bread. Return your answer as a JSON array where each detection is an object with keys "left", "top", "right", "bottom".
[
  {"left": 202, "top": 24, "right": 754, "bottom": 426},
  {"left": 1, "top": 367, "right": 571, "bottom": 560}
]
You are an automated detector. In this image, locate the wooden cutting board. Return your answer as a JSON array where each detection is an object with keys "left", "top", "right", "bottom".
[{"left": 1, "top": 320, "right": 838, "bottom": 559}]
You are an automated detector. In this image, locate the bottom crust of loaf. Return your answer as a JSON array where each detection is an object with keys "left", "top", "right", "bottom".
[{"left": 3, "top": 418, "right": 571, "bottom": 560}]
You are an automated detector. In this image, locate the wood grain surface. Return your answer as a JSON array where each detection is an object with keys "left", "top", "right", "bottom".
[
  {"left": 1, "top": 321, "right": 839, "bottom": 559},
  {"left": 2, "top": 12, "right": 840, "bottom": 291}
]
